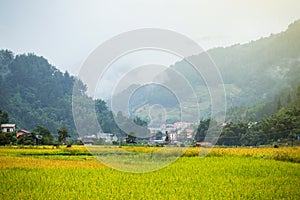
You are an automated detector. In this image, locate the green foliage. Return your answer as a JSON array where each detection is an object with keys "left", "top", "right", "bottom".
[
  {"left": 32, "top": 126, "right": 53, "bottom": 145},
  {"left": 0, "top": 50, "right": 133, "bottom": 139},
  {"left": 0, "top": 109, "right": 9, "bottom": 124},
  {"left": 0, "top": 109, "right": 16, "bottom": 145},
  {"left": 0, "top": 51, "right": 78, "bottom": 135},
  {"left": 218, "top": 121, "right": 248, "bottom": 146},
  {"left": 16, "top": 133, "right": 36, "bottom": 146},
  {"left": 0, "top": 132, "right": 16, "bottom": 145},
  {"left": 194, "top": 119, "right": 212, "bottom": 142},
  {"left": 193, "top": 83, "right": 300, "bottom": 146},
  {"left": 57, "top": 127, "right": 70, "bottom": 144},
  {"left": 126, "top": 132, "right": 136, "bottom": 144}
]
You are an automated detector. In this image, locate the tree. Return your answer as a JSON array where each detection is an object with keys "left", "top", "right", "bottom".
[
  {"left": 194, "top": 119, "right": 210, "bottom": 142},
  {"left": 218, "top": 121, "right": 247, "bottom": 146},
  {"left": 288, "top": 131, "right": 297, "bottom": 147},
  {"left": 17, "top": 133, "right": 34, "bottom": 145},
  {"left": 0, "top": 110, "right": 16, "bottom": 145},
  {"left": 126, "top": 132, "right": 136, "bottom": 144},
  {"left": 57, "top": 127, "right": 70, "bottom": 144},
  {"left": 32, "top": 126, "right": 53, "bottom": 145},
  {"left": 0, "top": 133, "right": 10, "bottom": 145},
  {"left": 165, "top": 131, "right": 170, "bottom": 144}
]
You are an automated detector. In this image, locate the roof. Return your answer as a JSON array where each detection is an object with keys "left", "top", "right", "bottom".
[
  {"left": 17, "top": 130, "right": 31, "bottom": 134},
  {"left": 1, "top": 124, "right": 16, "bottom": 128}
]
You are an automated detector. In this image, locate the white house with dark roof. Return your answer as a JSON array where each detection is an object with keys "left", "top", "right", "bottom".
[{"left": 1, "top": 124, "right": 16, "bottom": 133}]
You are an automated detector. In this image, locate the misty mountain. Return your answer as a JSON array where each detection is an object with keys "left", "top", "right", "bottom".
[
  {"left": 116, "top": 19, "right": 300, "bottom": 123},
  {"left": 208, "top": 19, "right": 300, "bottom": 106}
]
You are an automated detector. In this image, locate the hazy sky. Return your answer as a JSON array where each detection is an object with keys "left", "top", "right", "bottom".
[{"left": 1, "top": 0, "right": 300, "bottom": 75}]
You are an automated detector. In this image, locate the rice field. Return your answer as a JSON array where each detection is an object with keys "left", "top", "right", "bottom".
[{"left": 0, "top": 146, "right": 300, "bottom": 199}]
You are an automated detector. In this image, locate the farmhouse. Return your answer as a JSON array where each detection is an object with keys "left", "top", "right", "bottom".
[
  {"left": 1, "top": 124, "right": 16, "bottom": 133},
  {"left": 16, "top": 129, "right": 31, "bottom": 138}
]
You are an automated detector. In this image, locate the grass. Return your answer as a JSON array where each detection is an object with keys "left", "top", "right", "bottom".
[{"left": 0, "top": 146, "right": 300, "bottom": 199}]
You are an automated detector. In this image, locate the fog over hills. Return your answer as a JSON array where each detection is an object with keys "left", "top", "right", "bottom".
[{"left": 115, "top": 19, "right": 300, "bottom": 123}]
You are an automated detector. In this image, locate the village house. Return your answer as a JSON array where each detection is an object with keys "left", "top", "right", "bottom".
[
  {"left": 1, "top": 124, "right": 16, "bottom": 133},
  {"left": 97, "top": 133, "right": 118, "bottom": 143},
  {"left": 16, "top": 129, "right": 31, "bottom": 138}
]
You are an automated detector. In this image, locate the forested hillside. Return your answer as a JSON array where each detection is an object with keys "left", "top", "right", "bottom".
[
  {"left": 209, "top": 19, "right": 300, "bottom": 107},
  {"left": 0, "top": 50, "right": 125, "bottom": 138},
  {"left": 0, "top": 50, "right": 75, "bottom": 135}
]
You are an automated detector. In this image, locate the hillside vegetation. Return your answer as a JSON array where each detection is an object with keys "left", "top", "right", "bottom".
[{"left": 0, "top": 51, "right": 125, "bottom": 138}]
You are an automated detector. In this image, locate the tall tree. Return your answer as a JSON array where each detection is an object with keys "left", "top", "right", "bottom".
[
  {"left": 195, "top": 119, "right": 211, "bottom": 142},
  {"left": 165, "top": 131, "right": 170, "bottom": 143},
  {"left": 58, "top": 127, "right": 70, "bottom": 144}
]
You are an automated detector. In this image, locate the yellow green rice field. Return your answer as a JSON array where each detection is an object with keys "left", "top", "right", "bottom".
[{"left": 0, "top": 146, "right": 300, "bottom": 199}]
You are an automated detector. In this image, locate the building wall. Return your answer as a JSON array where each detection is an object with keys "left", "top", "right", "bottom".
[{"left": 1, "top": 125, "right": 16, "bottom": 133}]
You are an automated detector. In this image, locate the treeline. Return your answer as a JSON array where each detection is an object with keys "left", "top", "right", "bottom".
[
  {"left": 0, "top": 107, "right": 149, "bottom": 146},
  {"left": 0, "top": 109, "right": 70, "bottom": 145},
  {"left": 195, "top": 85, "right": 300, "bottom": 146},
  {"left": 0, "top": 126, "right": 70, "bottom": 146}
]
